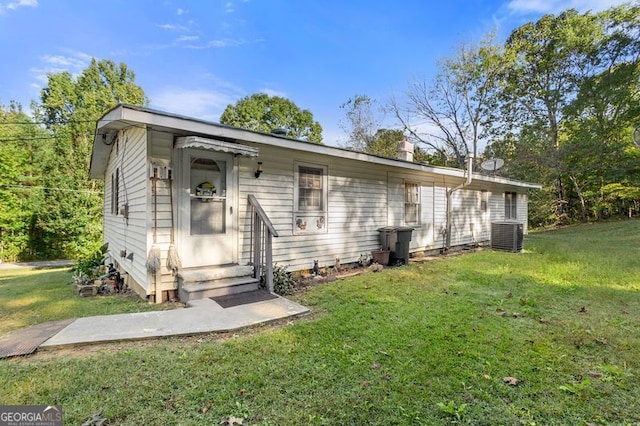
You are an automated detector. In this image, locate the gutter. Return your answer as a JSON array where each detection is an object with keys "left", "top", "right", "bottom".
[{"left": 445, "top": 155, "right": 474, "bottom": 250}]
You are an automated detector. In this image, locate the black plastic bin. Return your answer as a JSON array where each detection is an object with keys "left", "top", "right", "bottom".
[
  {"left": 394, "top": 227, "right": 414, "bottom": 265},
  {"left": 378, "top": 227, "right": 397, "bottom": 252},
  {"left": 377, "top": 226, "right": 414, "bottom": 265}
]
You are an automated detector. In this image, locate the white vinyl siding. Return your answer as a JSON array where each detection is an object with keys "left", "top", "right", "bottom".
[
  {"left": 238, "top": 146, "right": 388, "bottom": 270},
  {"left": 103, "top": 127, "right": 149, "bottom": 294}
]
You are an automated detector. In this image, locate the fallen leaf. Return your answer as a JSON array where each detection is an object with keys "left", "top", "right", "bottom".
[
  {"left": 512, "top": 312, "right": 522, "bottom": 318},
  {"left": 483, "top": 374, "right": 492, "bottom": 380},
  {"left": 506, "top": 292, "right": 513, "bottom": 298},
  {"left": 372, "top": 362, "right": 381, "bottom": 369},
  {"left": 503, "top": 376, "right": 520, "bottom": 386},
  {"left": 361, "top": 380, "right": 369, "bottom": 387},
  {"left": 579, "top": 306, "right": 587, "bottom": 314},
  {"left": 587, "top": 371, "right": 602, "bottom": 379},
  {"left": 539, "top": 317, "right": 548, "bottom": 323},
  {"left": 200, "top": 400, "right": 214, "bottom": 414}
]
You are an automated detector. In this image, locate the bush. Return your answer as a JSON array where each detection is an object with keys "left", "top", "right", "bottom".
[
  {"left": 261, "top": 263, "right": 295, "bottom": 296},
  {"left": 73, "top": 243, "right": 109, "bottom": 279}
]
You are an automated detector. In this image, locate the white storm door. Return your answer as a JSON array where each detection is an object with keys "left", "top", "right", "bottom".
[{"left": 178, "top": 149, "right": 236, "bottom": 268}]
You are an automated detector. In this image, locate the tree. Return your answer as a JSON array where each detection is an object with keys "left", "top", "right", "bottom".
[
  {"left": 491, "top": 4, "right": 640, "bottom": 226},
  {"left": 30, "top": 59, "right": 148, "bottom": 259},
  {"left": 0, "top": 102, "right": 46, "bottom": 261},
  {"left": 498, "top": 9, "right": 602, "bottom": 224},
  {"left": 368, "top": 128, "right": 405, "bottom": 158},
  {"left": 391, "top": 33, "right": 504, "bottom": 169},
  {"left": 220, "top": 93, "right": 323, "bottom": 144},
  {"left": 339, "top": 94, "right": 381, "bottom": 152}
]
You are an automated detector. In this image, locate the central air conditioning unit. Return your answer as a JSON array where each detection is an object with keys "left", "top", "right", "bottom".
[{"left": 491, "top": 221, "right": 524, "bottom": 252}]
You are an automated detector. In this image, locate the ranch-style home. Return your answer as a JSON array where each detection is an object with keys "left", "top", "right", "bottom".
[{"left": 89, "top": 104, "right": 540, "bottom": 303}]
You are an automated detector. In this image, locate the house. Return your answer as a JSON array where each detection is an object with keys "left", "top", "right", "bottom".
[{"left": 89, "top": 104, "right": 541, "bottom": 303}]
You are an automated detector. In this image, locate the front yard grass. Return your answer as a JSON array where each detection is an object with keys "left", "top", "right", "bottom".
[
  {"left": 0, "top": 267, "right": 175, "bottom": 335},
  {"left": 1, "top": 220, "right": 639, "bottom": 425}
]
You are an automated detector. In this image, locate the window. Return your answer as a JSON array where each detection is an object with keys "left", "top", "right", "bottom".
[
  {"left": 505, "top": 191, "right": 517, "bottom": 219},
  {"left": 111, "top": 168, "right": 120, "bottom": 215},
  {"left": 404, "top": 182, "right": 420, "bottom": 224},
  {"left": 297, "top": 165, "right": 324, "bottom": 211},
  {"left": 294, "top": 162, "right": 328, "bottom": 234}
]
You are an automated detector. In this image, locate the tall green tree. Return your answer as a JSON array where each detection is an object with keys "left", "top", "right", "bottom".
[
  {"left": 30, "top": 58, "right": 148, "bottom": 259},
  {"left": 498, "top": 9, "right": 601, "bottom": 224},
  {"left": 220, "top": 93, "right": 323, "bottom": 144},
  {"left": 391, "top": 33, "right": 504, "bottom": 168},
  {"left": 491, "top": 4, "right": 640, "bottom": 226},
  {"left": 562, "top": 4, "right": 640, "bottom": 220},
  {"left": 0, "top": 102, "right": 45, "bottom": 261},
  {"left": 339, "top": 94, "right": 381, "bottom": 152}
]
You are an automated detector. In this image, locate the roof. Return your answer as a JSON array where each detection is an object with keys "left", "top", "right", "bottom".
[{"left": 90, "top": 104, "right": 541, "bottom": 190}]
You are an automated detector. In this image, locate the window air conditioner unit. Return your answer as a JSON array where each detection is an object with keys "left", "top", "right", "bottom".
[{"left": 491, "top": 221, "right": 523, "bottom": 252}]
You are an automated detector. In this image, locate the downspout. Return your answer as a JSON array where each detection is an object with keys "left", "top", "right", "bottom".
[{"left": 445, "top": 154, "right": 474, "bottom": 250}]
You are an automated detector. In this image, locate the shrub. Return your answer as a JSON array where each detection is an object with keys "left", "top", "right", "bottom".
[
  {"left": 73, "top": 243, "right": 109, "bottom": 279},
  {"left": 261, "top": 263, "right": 295, "bottom": 296}
]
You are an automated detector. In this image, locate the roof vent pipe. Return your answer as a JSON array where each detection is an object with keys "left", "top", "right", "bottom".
[
  {"left": 445, "top": 154, "right": 474, "bottom": 250},
  {"left": 271, "top": 128, "right": 287, "bottom": 136}
]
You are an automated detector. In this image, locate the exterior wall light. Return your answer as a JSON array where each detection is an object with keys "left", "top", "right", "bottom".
[{"left": 255, "top": 162, "right": 263, "bottom": 178}]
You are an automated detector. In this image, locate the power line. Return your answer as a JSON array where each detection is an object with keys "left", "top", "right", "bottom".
[
  {"left": 0, "top": 119, "right": 98, "bottom": 125},
  {"left": 0, "top": 134, "right": 99, "bottom": 143},
  {"left": 1, "top": 184, "right": 103, "bottom": 194}
]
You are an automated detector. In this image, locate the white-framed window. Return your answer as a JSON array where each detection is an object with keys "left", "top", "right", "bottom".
[
  {"left": 111, "top": 168, "right": 120, "bottom": 215},
  {"left": 505, "top": 191, "right": 517, "bottom": 220},
  {"left": 404, "top": 182, "right": 420, "bottom": 224},
  {"left": 294, "top": 162, "right": 328, "bottom": 234}
]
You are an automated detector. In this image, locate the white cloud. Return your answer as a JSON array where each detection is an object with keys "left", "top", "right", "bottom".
[
  {"left": 178, "top": 38, "right": 262, "bottom": 49},
  {"left": 225, "top": 1, "right": 234, "bottom": 13},
  {"left": 259, "top": 88, "right": 287, "bottom": 98},
  {"left": 0, "top": 0, "right": 36, "bottom": 13},
  {"left": 506, "top": 0, "right": 629, "bottom": 14},
  {"left": 158, "top": 23, "right": 189, "bottom": 32},
  {"left": 29, "top": 51, "right": 92, "bottom": 86},
  {"left": 150, "top": 87, "right": 240, "bottom": 122},
  {"left": 176, "top": 35, "right": 199, "bottom": 42},
  {"left": 176, "top": 8, "right": 187, "bottom": 15},
  {"left": 3, "top": 0, "right": 37, "bottom": 10}
]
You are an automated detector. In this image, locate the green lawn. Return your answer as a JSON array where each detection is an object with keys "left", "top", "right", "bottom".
[
  {"left": 1, "top": 220, "right": 639, "bottom": 425},
  {"left": 0, "top": 267, "right": 175, "bottom": 335}
]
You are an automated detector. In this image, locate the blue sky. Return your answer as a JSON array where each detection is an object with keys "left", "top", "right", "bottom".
[{"left": 0, "top": 0, "right": 630, "bottom": 146}]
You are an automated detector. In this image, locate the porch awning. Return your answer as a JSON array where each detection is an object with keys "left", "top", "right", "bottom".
[{"left": 175, "top": 136, "right": 259, "bottom": 157}]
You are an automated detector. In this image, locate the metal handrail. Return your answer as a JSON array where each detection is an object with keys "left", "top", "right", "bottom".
[
  {"left": 248, "top": 194, "right": 279, "bottom": 237},
  {"left": 248, "top": 194, "right": 279, "bottom": 292}
]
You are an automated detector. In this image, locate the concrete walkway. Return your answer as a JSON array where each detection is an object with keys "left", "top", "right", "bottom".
[
  {"left": 0, "top": 260, "right": 73, "bottom": 270},
  {"left": 40, "top": 296, "right": 309, "bottom": 349}
]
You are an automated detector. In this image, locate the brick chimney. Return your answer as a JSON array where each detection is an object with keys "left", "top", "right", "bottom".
[{"left": 397, "top": 140, "right": 414, "bottom": 162}]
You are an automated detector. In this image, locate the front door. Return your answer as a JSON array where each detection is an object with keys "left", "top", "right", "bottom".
[{"left": 177, "top": 149, "right": 236, "bottom": 268}]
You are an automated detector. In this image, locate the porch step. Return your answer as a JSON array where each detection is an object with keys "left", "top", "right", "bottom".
[
  {"left": 177, "top": 265, "right": 259, "bottom": 302},
  {"left": 178, "top": 265, "right": 254, "bottom": 284},
  {"left": 179, "top": 276, "right": 260, "bottom": 301}
]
